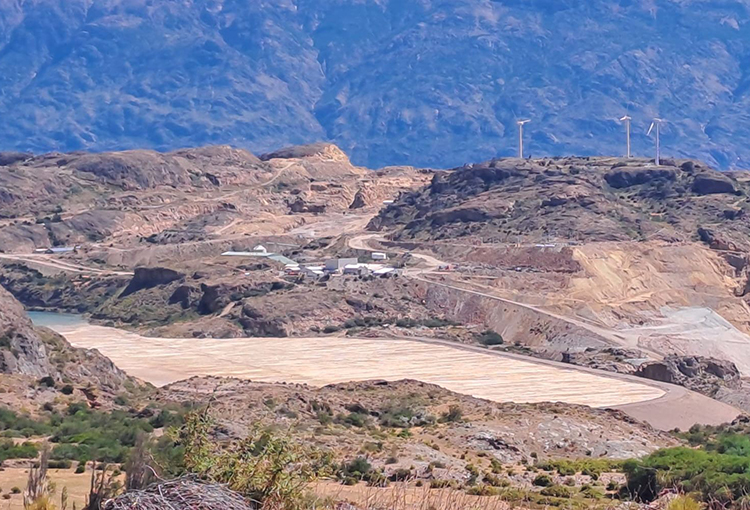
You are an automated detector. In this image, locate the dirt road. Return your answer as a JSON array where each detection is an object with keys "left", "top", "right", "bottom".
[
  {"left": 346, "top": 234, "right": 657, "bottom": 354},
  {"left": 0, "top": 253, "right": 133, "bottom": 276}
]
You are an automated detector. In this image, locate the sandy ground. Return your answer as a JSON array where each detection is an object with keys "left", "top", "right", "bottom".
[
  {"left": 53, "top": 323, "right": 664, "bottom": 408},
  {"left": 0, "top": 468, "right": 507, "bottom": 510},
  {"left": 0, "top": 467, "right": 96, "bottom": 510}
]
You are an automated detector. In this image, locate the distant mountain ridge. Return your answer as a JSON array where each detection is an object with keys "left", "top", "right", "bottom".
[{"left": 1, "top": 0, "right": 750, "bottom": 169}]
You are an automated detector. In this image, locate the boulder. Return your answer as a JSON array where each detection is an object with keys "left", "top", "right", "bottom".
[
  {"left": 604, "top": 168, "right": 676, "bottom": 189},
  {"left": 0, "top": 152, "right": 31, "bottom": 166},
  {"left": 698, "top": 227, "right": 737, "bottom": 251},
  {"left": 120, "top": 267, "right": 185, "bottom": 297},
  {"left": 692, "top": 173, "right": 736, "bottom": 195},
  {"left": 635, "top": 355, "right": 741, "bottom": 397}
]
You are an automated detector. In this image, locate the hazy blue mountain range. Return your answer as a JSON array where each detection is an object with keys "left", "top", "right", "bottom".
[{"left": 1, "top": 0, "right": 750, "bottom": 169}]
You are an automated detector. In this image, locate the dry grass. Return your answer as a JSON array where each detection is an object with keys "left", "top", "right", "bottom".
[{"left": 0, "top": 467, "right": 94, "bottom": 510}]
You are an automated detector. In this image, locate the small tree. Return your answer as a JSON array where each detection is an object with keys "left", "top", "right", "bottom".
[{"left": 176, "top": 409, "right": 331, "bottom": 509}]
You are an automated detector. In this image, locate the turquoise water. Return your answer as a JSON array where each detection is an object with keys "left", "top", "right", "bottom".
[{"left": 27, "top": 311, "right": 86, "bottom": 328}]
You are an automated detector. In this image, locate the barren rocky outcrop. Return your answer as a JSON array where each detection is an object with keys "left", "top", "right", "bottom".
[
  {"left": 0, "top": 285, "right": 139, "bottom": 409},
  {"left": 372, "top": 157, "right": 750, "bottom": 250},
  {"left": 0, "top": 144, "right": 427, "bottom": 254},
  {"left": 158, "top": 377, "right": 677, "bottom": 465},
  {"left": 635, "top": 355, "right": 741, "bottom": 398}
]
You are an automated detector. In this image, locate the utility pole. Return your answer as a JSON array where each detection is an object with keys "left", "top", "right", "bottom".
[
  {"left": 620, "top": 115, "right": 632, "bottom": 158},
  {"left": 517, "top": 120, "right": 530, "bottom": 159}
]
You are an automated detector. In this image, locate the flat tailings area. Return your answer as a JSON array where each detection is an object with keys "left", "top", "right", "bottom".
[{"left": 49, "top": 323, "right": 741, "bottom": 431}]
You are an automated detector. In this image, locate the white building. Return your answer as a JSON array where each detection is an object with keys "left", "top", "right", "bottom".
[
  {"left": 325, "top": 258, "right": 359, "bottom": 272},
  {"left": 284, "top": 264, "right": 301, "bottom": 276},
  {"left": 302, "top": 266, "right": 325, "bottom": 279},
  {"left": 372, "top": 252, "right": 387, "bottom": 261}
]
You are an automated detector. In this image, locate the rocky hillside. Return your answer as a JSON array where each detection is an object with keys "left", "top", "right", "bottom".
[
  {"left": 1, "top": 1, "right": 750, "bottom": 169},
  {"left": 0, "top": 144, "right": 426, "bottom": 254},
  {"left": 0, "top": 285, "right": 138, "bottom": 408},
  {"left": 371, "top": 157, "right": 750, "bottom": 250},
  {"left": 159, "top": 377, "right": 677, "bottom": 470}
]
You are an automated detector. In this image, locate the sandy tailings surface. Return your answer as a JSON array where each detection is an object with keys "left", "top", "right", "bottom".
[{"left": 52, "top": 323, "right": 665, "bottom": 408}]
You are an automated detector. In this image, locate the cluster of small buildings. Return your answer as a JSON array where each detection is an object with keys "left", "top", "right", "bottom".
[
  {"left": 284, "top": 255, "right": 398, "bottom": 279},
  {"left": 222, "top": 245, "right": 399, "bottom": 281}
]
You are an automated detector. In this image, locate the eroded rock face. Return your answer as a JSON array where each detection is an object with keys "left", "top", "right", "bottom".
[
  {"left": 0, "top": 152, "right": 31, "bottom": 166},
  {"left": 198, "top": 281, "right": 275, "bottom": 315},
  {"left": 692, "top": 173, "right": 737, "bottom": 195},
  {"left": 604, "top": 168, "right": 676, "bottom": 189},
  {"left": 635, "top": 355, "right": 741, "bottom": 397},
  {"left": 698, "top": 227, "right": 737, "bottom": 251},
  {"left": 121, "top": 267, "right": 185, "bottom": 297},
  {"left": 0, "top": 285, "right": 134, "bottom": 399},
  {"left": 0, "top": 286, "right": 52, "bottom": 376},
  {"left": 71, "top": 152, "right": 193, "bottom": 190},
  {"left": 372, "top": 157, "right": 750, "bottom": 248},
  {"left": 288, "top": 197, "right": 326, "bottom": 214},
  {"left": 260, "top": 143, "right": 349, "bottom": 162}
]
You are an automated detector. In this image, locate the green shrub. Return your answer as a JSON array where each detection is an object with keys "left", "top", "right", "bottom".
[
  {"left": 429, "top": 479, "right": 456, "bottom": 489},
  {"left": 579, "top": 484, "right": 605, "bottom": 499},
  {"left": 177, "top": 409, "right": 331, "bottom": 508},
  {"left": 535, "top": 458, "right": 622, "bottom": 478},
  {"left": 483, "top": 473, "right": 509, "bottom": 487},
  {"left": 340, "top": 412, "right": 367, "bottom": 428},
  {"left": 467, "top": 485, "right": 501, "bottom": 496},
  {"left": 48, "top": 460, "right": 72, "bottom": 469},
  {"left": 316, "top": 412, "right": 332, "bottom": 426},
  {"left": 389, "top": 468, "right": 412, "bottom": 482},
  {"left": 533, "top": 474, "right": 553, "bottom": 487},
  {"left": 667, "top": 495, "right": 702, "bottom": 510},
  {"left": 490, "top": 458, "right": 503, "bottom": 473},
  {"left": 477, "top": 330, "right": 504, "bottom": 346},
  {"left": 622, "top": 445, "right": 750, "bottom": 503},
  {"left": 38, "top": 376, "right": 56, "bottom": 388},
  {"left": 0, "top": 440, "right": 38, "bottom": 462},
  {"left": 540, "top": 485, "right": 572, "bottom": 498},
  {"left": 439, "top": 405, "right": 463, "bottom": 423},
  {"left": 340, "top": 457, "right": 372, "bottom": 479}
]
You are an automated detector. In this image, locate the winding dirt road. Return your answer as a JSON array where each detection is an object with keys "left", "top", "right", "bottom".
[{"left": 346, "top": 233, "right": 743, "bottom": 430}]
